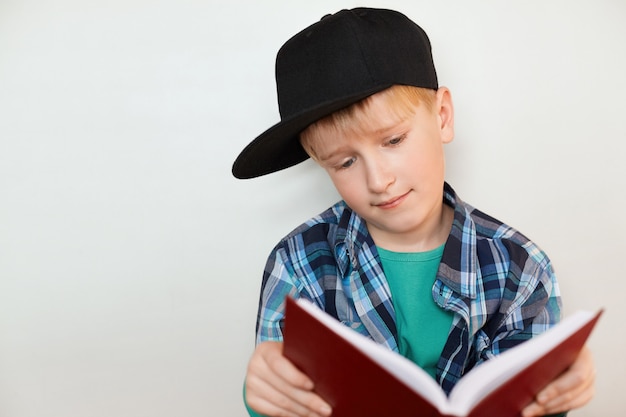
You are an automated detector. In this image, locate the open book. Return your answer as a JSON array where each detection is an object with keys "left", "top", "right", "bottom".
[{"left": 283, "top": 297, "right": 602, "bottom": 417}]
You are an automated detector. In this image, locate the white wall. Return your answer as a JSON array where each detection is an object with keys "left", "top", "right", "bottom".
[{"left": 0, "top": 0, "right": 624, "bottom": 416}]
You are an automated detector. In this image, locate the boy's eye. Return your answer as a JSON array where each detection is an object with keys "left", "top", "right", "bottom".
[
  {"left": 340, "top": 157, "right": 356, "bottom": 169},
  {"left": 387, "top": 134, "right": 406, "bottom": 146}
]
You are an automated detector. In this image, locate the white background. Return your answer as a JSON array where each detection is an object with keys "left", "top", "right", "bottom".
[{"left": 1, "top": 0, "right": 625, "bottom": 416}]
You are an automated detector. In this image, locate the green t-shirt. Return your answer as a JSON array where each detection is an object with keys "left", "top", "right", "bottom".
[{"left": 377, "top": 244, "right": 454, "bottom": 380}]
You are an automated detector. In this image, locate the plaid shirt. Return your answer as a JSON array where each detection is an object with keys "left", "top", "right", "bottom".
[{"left": 255, "top": 183, "right": 561, "bottom": 395}]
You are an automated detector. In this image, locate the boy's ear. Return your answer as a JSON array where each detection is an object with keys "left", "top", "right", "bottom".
[{"left": 436, "top": 87, "right": 454, "bottom": 144}]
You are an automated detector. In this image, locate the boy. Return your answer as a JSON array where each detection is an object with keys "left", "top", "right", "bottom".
[{"left": 233, "top": 8, "right": 595, "bottom": 417}]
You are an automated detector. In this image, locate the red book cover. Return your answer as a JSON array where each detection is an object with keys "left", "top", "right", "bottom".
[{"left": 283, "top": 297, "right": 602, "bottom": 417}]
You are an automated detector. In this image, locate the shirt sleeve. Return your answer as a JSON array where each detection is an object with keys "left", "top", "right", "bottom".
[{"left": 255, "top": 244, "right": 303, "bottom": 345}]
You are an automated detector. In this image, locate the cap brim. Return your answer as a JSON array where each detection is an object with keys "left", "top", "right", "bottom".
[{"left": 232, "top": 84, "right": 392, "bottom": 179}]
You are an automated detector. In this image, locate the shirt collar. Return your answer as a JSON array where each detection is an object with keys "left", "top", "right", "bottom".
[
  {"left": 333, "top": 201, "right": 372, "bottom": 277},
  {"left": 439, "top": 183, "right": 478, "bottom": 299}
]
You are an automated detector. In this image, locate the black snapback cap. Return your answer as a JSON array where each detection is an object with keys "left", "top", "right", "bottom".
[{"left": 232, "top": 8, "right": 438, "bottom": 179}]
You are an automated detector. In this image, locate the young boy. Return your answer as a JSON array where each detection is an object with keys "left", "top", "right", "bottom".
[{"left": 233, "top": 8, "right": 595, "bottom": 417}]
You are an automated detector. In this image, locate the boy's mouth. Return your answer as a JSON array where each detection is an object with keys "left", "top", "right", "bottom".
[{"left": 374, "top": 191, "right": 410, "bottom": 209}]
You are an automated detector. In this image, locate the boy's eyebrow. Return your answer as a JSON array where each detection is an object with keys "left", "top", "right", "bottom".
[
  {"left": 317, "top": 145, "right": 351, "bottom": 162},
  {"left": 368, "top": 116, "right": 413, "bottom": 137}
]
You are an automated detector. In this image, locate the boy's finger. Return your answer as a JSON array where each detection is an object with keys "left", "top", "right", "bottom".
[
  {"left": 522, "top": 384, "right": 595, "bottom": 417},
  {"left": 535, "top": 374, "right": 595, "bottom": 413},
  {"left": 261, "top": 360, "right": 332, "bottom": 416},
  {"left": 248, "top": 342, "right": 332, "bottom": 416},
  {"left": 535, "top": 346, "right": 595, "bottom": 403},
  {"left": 260, "top": 341, "right": 315, "bottom": 390},
  {"left": 247, "top": 377, "right": 330, "bottom": 417},
  {"left": 522, "top": 347, "right": 595, "bottom": 416}
]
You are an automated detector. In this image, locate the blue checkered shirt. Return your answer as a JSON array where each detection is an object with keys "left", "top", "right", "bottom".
[{"left": 254, "top": 183, "right": 562, "bottom": 395}]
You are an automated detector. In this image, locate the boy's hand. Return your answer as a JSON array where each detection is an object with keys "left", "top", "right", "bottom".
[
  {"left": 245, "top": 341, "right": 332, "bottom": 417},
  {"left": 521, "top": 345, "right": 595, "bottom": 417}
]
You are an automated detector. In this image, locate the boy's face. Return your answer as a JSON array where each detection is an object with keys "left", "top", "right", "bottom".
[{"left": 309, "top": 87, "right": 455, "bottom": 251}]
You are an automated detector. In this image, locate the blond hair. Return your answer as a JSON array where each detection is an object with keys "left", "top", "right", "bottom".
[{"left": 299, "top": 85, "right": 436, "bottom": 160}]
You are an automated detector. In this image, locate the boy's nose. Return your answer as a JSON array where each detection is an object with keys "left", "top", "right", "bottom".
[{"left": 366, "top": 159, "right": 395, "bottom": 193}]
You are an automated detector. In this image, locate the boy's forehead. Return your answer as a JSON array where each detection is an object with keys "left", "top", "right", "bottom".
[
  {"left": 314, "top": 86, "right": 426, "bottom": 134},
  {"left": 304, "top": 89, "right": 422, "bottom": 151}
]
